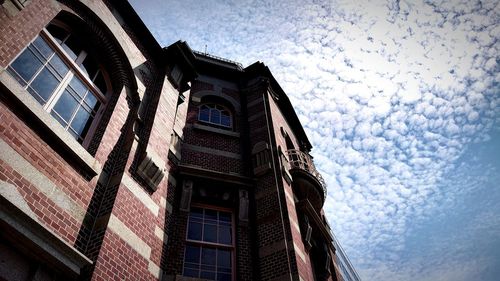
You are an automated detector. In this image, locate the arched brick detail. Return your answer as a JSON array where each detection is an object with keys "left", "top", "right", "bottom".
[
  {"left": 192, "top": 90, "right": 241, "bottom": 114},
  {"left": 53, "top": 1, "right": 140, "bottom": 155}
]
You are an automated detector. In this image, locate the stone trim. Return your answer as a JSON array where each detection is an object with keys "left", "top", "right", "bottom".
[
  {"left": 148, "top": 261, "right": 162, "bottom": 279},
  {"left": 183, "top": 143, "right": 242, "bottom": 159},
  {"left": 293, "top": 241, "right": 307, "bottom": 264},
  {"left": 178, "top": 164, "right": 254, "bottom": 187},
  {"left": 192, "top": 123, "right": 240, "bottom": 137},
  {"left": 0, "top": 70, "right": 102, "bottom": 176},
  {"left": 122, "top": 173, "right": 159, "bottom": 216},
  {"left": 0, "top": 139, "right": 86, "bottom": 222},
  {"left": 108, "top": 214, "right": 151, "bottom": 260}
]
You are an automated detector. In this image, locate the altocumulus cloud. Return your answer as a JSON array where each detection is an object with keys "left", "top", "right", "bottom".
[{"left": 131, "top": 0, "right": 500, "bottom": 280}]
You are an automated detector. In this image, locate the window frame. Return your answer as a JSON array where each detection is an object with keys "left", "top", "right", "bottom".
[
  {"left": 197, "top": 103, "right": 233, "bottom": 129},
  {"left": 183, "top": 203, "right": 236, "bottom": 281},
  {"left": 6, "top": 21, "right": 111, "bottom": 148}
]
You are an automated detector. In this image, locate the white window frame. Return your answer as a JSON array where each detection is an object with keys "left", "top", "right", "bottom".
[
  {"left": 183, "top": 204, "right": 236, "bottom": 281},
  {"left": 198, "top": 103, "right": 233, "bottom": 129},
  {"left": 7, "top": 22, "right": 110, "bottom": 148}
]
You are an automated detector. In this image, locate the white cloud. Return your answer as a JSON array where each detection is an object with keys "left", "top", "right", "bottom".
[{"left": 131, "top": 0, "right": 500, "bottom": 280}]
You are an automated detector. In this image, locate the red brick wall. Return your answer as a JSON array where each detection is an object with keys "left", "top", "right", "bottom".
[
  {"left": 0, "top": 0, "right": 58, "bottom": 67},
  {"left": 267, "top": 96, "right": 315, "bottom": 280}
]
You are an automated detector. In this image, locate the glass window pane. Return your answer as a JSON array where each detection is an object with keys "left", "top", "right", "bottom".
[
  {"left": 84, "top": 92, "right": 98, "bottom": 109},
  {"left": 69, "top": 76, "right": 87, "bottom": 98},
  {"left": 201, "top": 248, "right": 216, "bottom": 265},
  {"left": 30, "top": 67, "right": 59, "bottom": 103},
  {"left": 67, "top": 127, "right": 80, "bottom": 141},
  {"left": 218, "top": 226, "right": 231, "bottom": 245},
  {"left": 210, "top": 109, "right": 221, "bottom": 124},
  {"left": 52, "top": 90, "right": 78, "bottom": 123},
  {"left": 47, "top": 24, "right": 69, "bottom": 44},
  {"left": 183, "top": 268, "right": 198, "bottom": 278},
  {"left": 219, "top": 212, "right": 231, "bottom": 222},
  {"left": 70, "top": 107, "right": 92, "bottom": 136},
  {"left": 10, "top": 48, "right": 43, "bottom": 83},
  {"left": 200, "top": 271, "right": 216, "bottom": 280},
  {"left": 93, "top": 70, "right": 107, "bottom": 94},
  {"left": 217, "top": 273, "right": 231, "bottom": 281},
  {"left": 32, "top": 36, "right": 54, "bottom": 59},
  {"left": 217, "top": 249, "right": 231, "bottom": 268},
  {"left": 221, "top": 115, "right": 231, "bottom": 127},
  {"left": 50, "top": 109, "right": 67, "bottom": 127},
  {"left": 185, "top": 245, "right": 200, "bottom": 263},
  {"left": 187, "top": 222, "right": 202, "bottom": 241},
  {"left": 191, "top": 207, "right": 203, "bottom": 219},
  {"left": 49, "top": 54, "right": 69, "bottom": 77},
  {"left": 62, "top": 35, "right": 82, "bottom": 61},
  {"left": 203, "top": 224, "right": 217, "bottom": 243},
  {"left": 199, "top": 107, "right": 210, "bottom": 122},
  {"left": 80, "top": 55, "right": 99, "bottom": 80},
  {"left": 205, "top": 209, "right": 217, "bottom": 221}
]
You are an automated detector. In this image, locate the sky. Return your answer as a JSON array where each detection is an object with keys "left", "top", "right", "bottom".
[{"left": 129, "top": 0, "right": 500, "bottom": 280}]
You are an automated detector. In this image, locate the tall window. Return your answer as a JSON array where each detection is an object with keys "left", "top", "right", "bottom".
[
  {"left": 183, "top": 206, "right": 233, "bottom": 281},
  {"left": 198, "top": 103, "right": 232, "bottom": 128},
  {"left": 7, "top": 22, "right": 109, "bottom": 144}
]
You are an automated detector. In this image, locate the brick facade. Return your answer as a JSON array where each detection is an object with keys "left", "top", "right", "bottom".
[{"left": 0, "top": 1, "right": 347, "bottom": 280}]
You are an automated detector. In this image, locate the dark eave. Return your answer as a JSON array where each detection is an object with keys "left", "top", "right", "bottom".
[{"left": 192, "top": 51, "right": 244, "bottom": 81}]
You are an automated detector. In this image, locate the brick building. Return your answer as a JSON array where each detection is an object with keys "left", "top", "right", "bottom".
[{"left": 0, "top": 1, "right": 353, "bottom": 280}]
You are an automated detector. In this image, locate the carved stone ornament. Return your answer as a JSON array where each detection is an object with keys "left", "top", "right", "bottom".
[
  {"left": 137, "top": 149, "right": 166, "bottom": 191},
  {"left": 179, "top": 180, "right": 193, "bottom": 212}
]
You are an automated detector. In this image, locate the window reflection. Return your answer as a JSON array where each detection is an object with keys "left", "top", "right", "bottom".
[
  {"left": 184, "top": 207, "right": 233, "bottom": 280},
  {"left": 7, "top": 22, "right": 109, "bottom": 144},
  {"left": 198, "top": 104, "right": 232, "bottom": 128}
]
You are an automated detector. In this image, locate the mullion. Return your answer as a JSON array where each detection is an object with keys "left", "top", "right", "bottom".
[{"left": 64, "top": 85, "right": 86, "bottom": 130}]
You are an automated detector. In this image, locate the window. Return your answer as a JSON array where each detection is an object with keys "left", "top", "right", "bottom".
[
  {"left": 198, "top": 103, "right": 232, "bottom": 128},
  {"left": 7, "top": 22, "right": 109, "bottom": 145},
  {"left": 183, "top": 206, "right": 233, "bottom": 281}
]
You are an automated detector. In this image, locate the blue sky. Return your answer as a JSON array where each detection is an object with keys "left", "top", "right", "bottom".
[{"left": 129, "top": 0, "right": 500, "bottom": 280}]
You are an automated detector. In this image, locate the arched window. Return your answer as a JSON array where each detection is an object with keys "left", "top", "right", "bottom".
[
  {"left": 7, "top": 21, "right": 110, "bottom": 145},
  {"left": 198, "top": 103, "right": 232, "bottom": 128}
]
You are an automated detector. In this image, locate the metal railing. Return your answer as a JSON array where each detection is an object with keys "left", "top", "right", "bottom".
[
  {"left": 287, "top": 149, "right": 327, "bottom": 200},
  {"left": 193, "top": 50, "right": 244, "bottom": 70}
]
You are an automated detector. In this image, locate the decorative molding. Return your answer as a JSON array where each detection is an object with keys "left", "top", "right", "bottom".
[
  {"left": 190, "top": 90, "right": 240, "bottom": 113},
  {"left": 179, "top": 180, "right": 193, "bottom": 212},
  {"left": 192, "top": 123, "right": 240, "bottom": 137},
  {"left": 137, "top": 148, "right": 166, "bottom": 191},
  {"left": 252, "top": 141, "right": 271, "bottom": 176},
  {"left": 168, "top": 132, "right": 182, "bottom": 163},
  {"left": 182, "top": 143, "right": 241, "bottom": 159},
  {"left": 178, "top": 164, "right": 253, "bottom": 187},
  {"left": 279, "top": 147, "right": 293, "bottom": 184},
  {"left": 238, "top": 189, "right": 249, "bottom": 223}
]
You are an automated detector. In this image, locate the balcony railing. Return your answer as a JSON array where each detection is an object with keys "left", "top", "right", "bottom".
[{"left": 287, "top": 149, "right": 327, "bottom": 200}]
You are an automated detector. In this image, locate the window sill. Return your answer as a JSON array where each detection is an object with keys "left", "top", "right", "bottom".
[
  {"left": 0, "top": 70, "right": 102, "bottom": 177},
  {"left": 193, "top": 123, "right": 240, "bottom": 138}
]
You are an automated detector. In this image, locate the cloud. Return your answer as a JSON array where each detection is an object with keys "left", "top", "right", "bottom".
[{"left": 130, "top": 0, "right": 500, "bottom": 280}]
